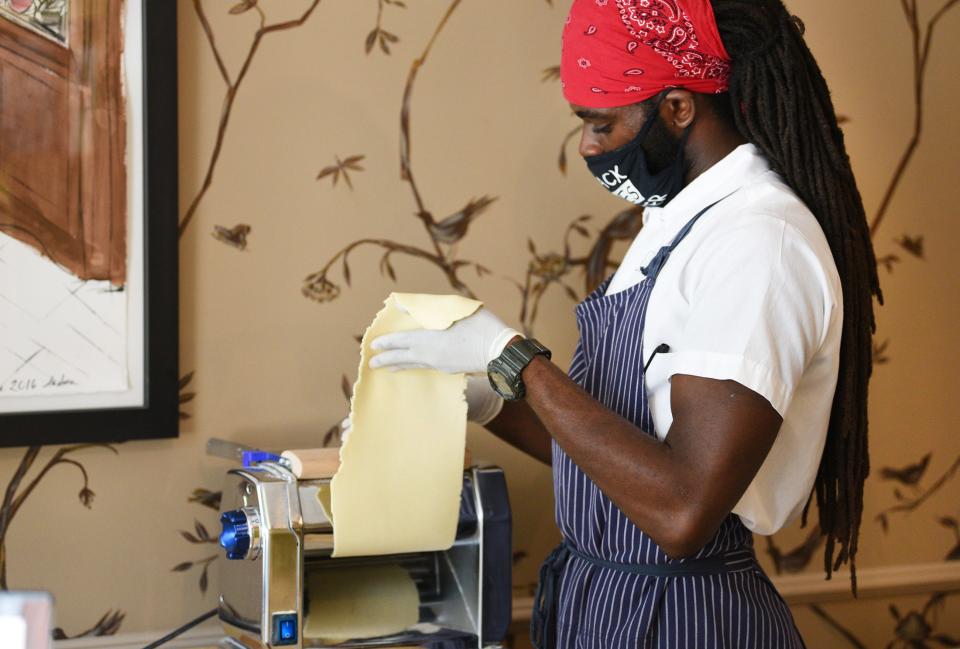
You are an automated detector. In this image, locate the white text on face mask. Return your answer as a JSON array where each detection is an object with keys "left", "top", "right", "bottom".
[
  {"left": 595, "top": 165, "right": 668, "bottom": 207},
  {"left": 597, "top": 165, "right": 628, "bottom": 188},
  {"left": 612, "top": 179, "right": 644, "bottom": 204}
]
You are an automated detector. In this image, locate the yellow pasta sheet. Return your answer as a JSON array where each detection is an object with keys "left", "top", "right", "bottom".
[
  {"left": 329, "top": 293, "right": 481, "bottom": 557},
  {"left": 303, "top": 564, "right": 419, "bottom": 642}
]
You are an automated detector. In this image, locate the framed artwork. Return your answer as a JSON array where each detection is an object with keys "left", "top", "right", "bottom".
[{"left": 0, "top": 0, "right": 178, "bottom": 446}]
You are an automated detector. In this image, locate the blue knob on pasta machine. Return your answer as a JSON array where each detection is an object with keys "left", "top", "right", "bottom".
[{"left": 219, "top": 509, "right": 251, "bottom": 560}]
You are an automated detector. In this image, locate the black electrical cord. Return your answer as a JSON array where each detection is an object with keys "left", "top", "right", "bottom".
[{"left": 141, "top": 608, "right": 218, "bottom": 649}]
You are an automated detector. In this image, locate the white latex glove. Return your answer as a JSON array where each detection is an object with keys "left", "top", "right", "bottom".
[
  {"left": 369, "top": 307, "right": 520, "bottom": 375},
  {"left": 465, "top": 374, "right": 504, "bottom": 425},
  {"left": 337, "top": 378, "right": 502, "bottom": 429}
]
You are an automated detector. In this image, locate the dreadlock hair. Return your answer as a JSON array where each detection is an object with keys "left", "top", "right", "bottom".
[{"left": 708, "top": 0, "right": 882, "bottom": 593}]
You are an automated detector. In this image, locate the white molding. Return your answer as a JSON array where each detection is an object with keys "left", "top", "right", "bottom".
[
  {"left": 772, "top": 560, "right": 960, "bottom": 605},
  {"left": 54, "top": 622, "right": 223, "bottom": 649},
  {"left": 52, "top": 562, "right": 960, "bottom": 648}
]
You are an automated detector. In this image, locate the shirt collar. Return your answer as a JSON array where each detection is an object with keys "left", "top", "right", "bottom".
[{"left": 642, "top": 143, "right": 770, "bottom": 226}]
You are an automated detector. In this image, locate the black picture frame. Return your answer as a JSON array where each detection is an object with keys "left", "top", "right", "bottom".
[{"left": 0, "top": 0, "right": 179, "bottom": 447}]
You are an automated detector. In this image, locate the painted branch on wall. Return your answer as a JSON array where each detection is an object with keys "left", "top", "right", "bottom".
[
  {"left": 52, "top": 610, "right": 126, "bottom": 641},
  {"left": 869, "top": 0, "right": 959, "bottom": 238},
  {"left": 212, "top": 224, "right": 252, "bottom": 250},
  {"left": 0, "top": 444, "right": 122, "bottom": 637},
  {"left": 808, "top": 605, "right": 868, "bottom": 649},
  {"left": 302, "top": 1, "right": 644, "bottom": 334},
  {"left": 171, "top": 489, "right": 221, "bottom": 596},
  {"left": 366, "top": 0, "right": 404, "bottom": 55},
  {"left": 887, "top": 592, "right": 960, "bottom": 648},
  {"left": 515, "top": 213, "right": 635, "bottom": 334},
  {"left": 303, "top": 0, "right": 499, "bottom": 304},
  {"left": 178, "top": 371, "right": 196, "bottom": 420},
  {"left": 876, "top": 455, "right": 960, "bottom": 531},
  {"left": 178, "top": 0, "right": 324, "bottom": 239},
  {"left": 557, "top": 125, "right": 582, "bottom": 176},
  {"left": 317, "top": 155, "right": 367, "bottom": 191}
]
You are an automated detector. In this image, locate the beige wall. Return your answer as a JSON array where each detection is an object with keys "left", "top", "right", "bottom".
[{"left": 3, "top": 0, "right": 959, "bottom": 645}]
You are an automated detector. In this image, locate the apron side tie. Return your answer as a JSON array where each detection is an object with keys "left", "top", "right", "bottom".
[{"left": 530, "top": 542, "right": 570, "bottom": 649}]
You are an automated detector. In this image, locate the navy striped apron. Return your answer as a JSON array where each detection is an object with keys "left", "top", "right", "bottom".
[{"left": 532, "top": 200, "right": 806, "bottom": 649}]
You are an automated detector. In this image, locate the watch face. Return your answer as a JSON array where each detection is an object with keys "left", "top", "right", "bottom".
[{"left": 490, "top": 371, "right": 515, "bottom": 398}]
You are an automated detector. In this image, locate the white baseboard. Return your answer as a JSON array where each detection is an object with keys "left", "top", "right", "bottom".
[
  {"left": 773, "top": 560, "right": 960, "bottom": 605},
  {"left": 53, "top": 561, "right": 960, "bottom": 648},
  {"left": 54, "top": 622, "right": 223, "bottom": 649}
]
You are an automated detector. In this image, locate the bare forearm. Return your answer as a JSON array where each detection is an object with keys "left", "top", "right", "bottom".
[
  {"left": 484, "top": 399, "right": 553, "bottom": 466},
  {"left": 520, "top": 355, "right": 782, "bottom": 557},
  {"left": 521, "top": 356, "right": 700, "bottom": 555}
]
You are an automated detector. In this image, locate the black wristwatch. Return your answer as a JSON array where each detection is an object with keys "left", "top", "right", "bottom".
[{"left": 487, "top": 338, "right": 552, "bottom": 401}]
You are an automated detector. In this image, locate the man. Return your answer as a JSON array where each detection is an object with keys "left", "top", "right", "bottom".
[{"left": 370, "top": 0, "right": 879, "bottom": 646}]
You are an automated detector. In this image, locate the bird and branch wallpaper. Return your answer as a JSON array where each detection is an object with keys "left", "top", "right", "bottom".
[{"left": 0, "top": 0, "right": 958, "bottom": 646}]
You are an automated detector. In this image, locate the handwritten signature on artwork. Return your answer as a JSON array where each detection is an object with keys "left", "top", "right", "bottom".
[{"left": 0, "top": 374, "right": 78, "bottom": 394}]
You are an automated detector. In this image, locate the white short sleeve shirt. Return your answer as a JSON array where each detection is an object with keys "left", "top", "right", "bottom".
[{"left": 605, "top": 144, "right": 843, "bottom": 535}]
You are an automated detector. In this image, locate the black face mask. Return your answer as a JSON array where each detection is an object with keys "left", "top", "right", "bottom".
[{"left": 584, "top": 93, "right": 689, "bottom": 208}]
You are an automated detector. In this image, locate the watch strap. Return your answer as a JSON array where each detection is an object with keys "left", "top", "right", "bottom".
[
  {"left": 501, "top": 338, "right": 552, "bottom": 368},
  {"left": 488, "top": 338, "right": 552, "bottom": 400}
]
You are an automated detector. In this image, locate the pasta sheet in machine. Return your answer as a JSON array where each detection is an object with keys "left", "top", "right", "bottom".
[{"left": 328, "top": 293, "right": 482, "bottom": 557}]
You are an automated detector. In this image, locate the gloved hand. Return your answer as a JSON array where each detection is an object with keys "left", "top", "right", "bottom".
[
  {"left": 464, "top": 374, "right": 504, "bottom": 426},
  {"left": 337, "top": 376, "right": 503, "bottom": 432},
  {"left": 369, "top": 307, "right": 520, "bottom": 375}
]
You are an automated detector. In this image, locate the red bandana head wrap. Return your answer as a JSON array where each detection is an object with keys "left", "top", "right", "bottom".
[{"left": 561, "top": 0, "right": 732, "bottom": 108}]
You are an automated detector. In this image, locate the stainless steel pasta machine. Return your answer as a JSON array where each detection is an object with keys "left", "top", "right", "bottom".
[{"left": 214, "top": 454, "right": 512, "bottom": 649}]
